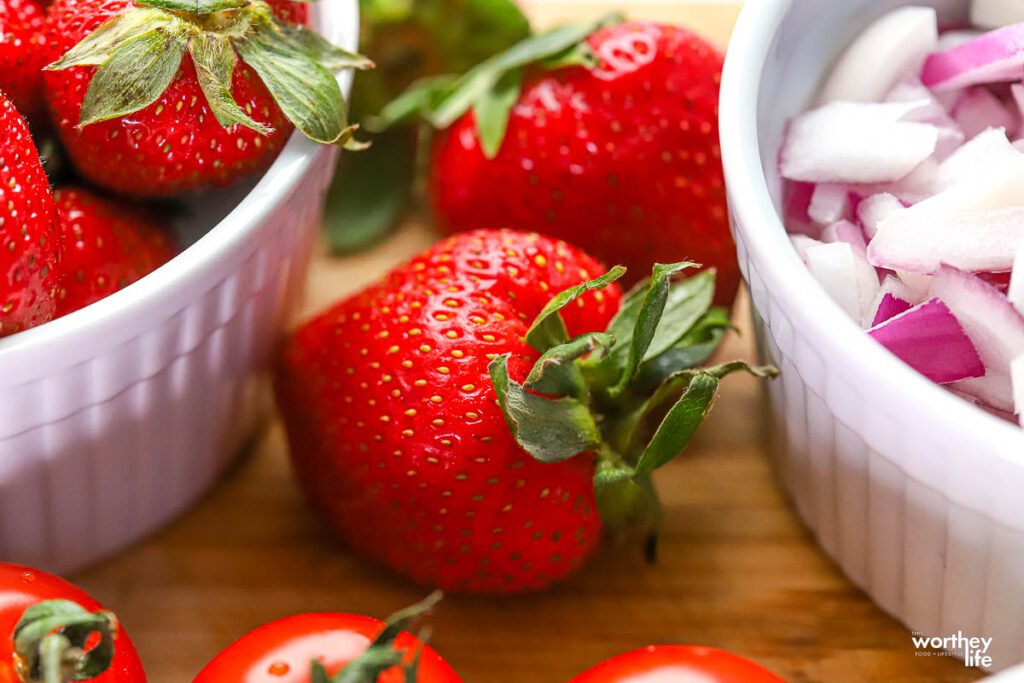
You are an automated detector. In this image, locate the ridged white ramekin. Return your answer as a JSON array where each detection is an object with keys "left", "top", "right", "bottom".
[
  {"left": 0, "top": 0, "right": 358, "bottom": 573},
  {"left": 722, "top": 0, "right": 1024, "bottom": 672}
]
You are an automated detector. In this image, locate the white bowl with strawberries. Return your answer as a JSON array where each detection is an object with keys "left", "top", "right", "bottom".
[
  {"left": 0, "top": 0, "right": 363, "bottom": 571},
  {"left": 722, "top": 0, "right": 1024, "bottom": 670}
]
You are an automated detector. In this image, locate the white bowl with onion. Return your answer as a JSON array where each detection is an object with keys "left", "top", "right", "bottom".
[{"left": 722, "top": 0, "right": 1024, "bottom": 670}]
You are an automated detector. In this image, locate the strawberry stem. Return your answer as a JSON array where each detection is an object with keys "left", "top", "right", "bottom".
[{"left": 490, "top": 264, "right": 779, "bottom": 539}]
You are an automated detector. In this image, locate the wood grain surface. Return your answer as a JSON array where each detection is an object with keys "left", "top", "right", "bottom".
[{"left": 74, "top": 3, "right": 984, "bottom": 682}]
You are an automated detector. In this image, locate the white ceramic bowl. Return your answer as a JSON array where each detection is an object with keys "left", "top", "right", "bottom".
[
  {"left": 0, "top": 0, "right": 358, "bottom": 573},
  {"left": 721, "top": 0, "right": 1024, "bottom": 672}
]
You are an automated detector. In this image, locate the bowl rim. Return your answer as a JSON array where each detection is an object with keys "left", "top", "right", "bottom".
[
  {"left": 719, "top": 0, "right": 1024, "bottom": 459},
  {"left": 0, "top": 0, "right": 358, "bottom": 364}
]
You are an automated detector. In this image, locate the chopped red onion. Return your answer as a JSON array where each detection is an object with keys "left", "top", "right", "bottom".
[{"left": 868, "top": 298, "right": 985, "bottom": 384}]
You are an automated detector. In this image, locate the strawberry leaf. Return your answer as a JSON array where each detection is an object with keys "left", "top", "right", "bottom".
[
  {"left": 79, "top": 26, "right": 189, "bottom": 126},
  {"left": 234, "top": 18, "right": 355, "bottom": 145},
  {"left": 526, "top": 265, "right": 625, "bottom": 352},
  {"left": 642, "top": 269, "right": 716, "bottom": 362},
  {"left": 489, "top": 354, "right": 601, "bottom": 463},
  {"left": 524, "top": 332, "right": 614, "bottom": 398},
  {"left": 634, "top": 372, "right": 720, "bottom": 477},
  {"left": 369, "top": 75, "right": 460, "bottom": 131},
  {"left": 45, "top": 8, "right": 173, "bottom": 71},
  {"left": 277, "top": 21, "right": 375, "bottom": 71},
  {"left": 191, "top": 32, "right": 273, "bottom": 134},
  {"left": 429, "top": 13, "right": 622, "bottom": 129},
  {"left": 474, "top": 66, "right": 521, "bottom": 159},
  {"left": 134, "top": 0, "right": 250, "bottom": 12},
  {"left": 633, "top": 362, "right": 779, "bottom": 477},
  {"left": 598, "top": 262, "right": 699, "bottom": 395},
  {"left": 634, "top": 307, "right": 732, "bottom": 390}
]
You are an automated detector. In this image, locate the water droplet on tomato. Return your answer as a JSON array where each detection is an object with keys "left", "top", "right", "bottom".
[
  {"left": 20, "top": 571, "right": 35, "bottom": 583},
  {"left": 267, "top": 661, "right": 290, "bottom": 676}
]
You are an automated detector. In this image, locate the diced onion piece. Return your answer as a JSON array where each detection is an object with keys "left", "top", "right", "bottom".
[
  {"left": 868, "top": 206, "right": 1024, "bottom": 274},
  {"left": 972, "top": 0, "right": 1024, "bottom": 30},
  {"left": 1009, "top": 239, "right": 1024, "bottom": 314},
  {"left": 790, "top": 235, "right": 824, "bottom": 264},
  {"left": 1012, "top": 83, "right": 1024, "bottom": 129},
  {"left": 819, "top": 6, "right": 938, "bottom": 103},
  {"left": 937, "top": 30, "right": 984, "bottom": 51},
  {"left": 807, "top": 239, "right": 880, "bottom": 322},
  {"left": 933, "top": 126, "right": 1021, "bottom": 191},
  {"left": 930, "top": 265, "right": 1024, "bottom": 412},
  {"left": 858, "top": 193, "right": 905, "bottom": 239},
  {"left": 808, "top": 184, "right": 851, "bottom": 225},
  {"left": 899, "top": 271, "right": 932, "bottom": 303},
  {"left": 952, "top": 87, "right": 1019, "bottom": 139},
  {"left": 867, "top": 275, "right": 915, "bottom": 327},
  {"left": 887, "top": 80, "right": 966, "bottom": 158},
  {"left": 779, "top": 101, "right": 939, "bottom": 184},
  {"left": 806, "top": 243, "right": 861, "bottom": 319},
  {"left": 1013, "top": 355, "right": 1024, "bottom": 424},
  {"left": 887, "top": 153, "right": 1024, "bottom": 214},
  {"left": 869, "top": 298, "right": 985, "bottom": 384},
  {"left": 872, "top": 294, "right": 914, "bottom": 328},
  {"left": 822, "top": 219, "right": 868, "bottom": 258},
  {"left": 921, "top": 23, "right": 1024, "bottom": 91}
]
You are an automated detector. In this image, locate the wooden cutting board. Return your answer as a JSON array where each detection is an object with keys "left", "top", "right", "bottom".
[{"left": 74, "top": 3, "right": 982, "bottom": 682}]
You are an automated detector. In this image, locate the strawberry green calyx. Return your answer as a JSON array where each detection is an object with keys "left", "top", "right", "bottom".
[
  {"left": 372, "top": 12, "right": 624, "bottom": 158},
  {"left": 311, "top": 592, "right": 442, "bottom": 683},
  {"left": 14, "top": 600, "right": 118, "bottom": 683},
  {"left": 45, "top": 0, "right": 374, "bottom": 148},
  {"left": 489, "top": 264, "right": 778, "bottom": 540}
]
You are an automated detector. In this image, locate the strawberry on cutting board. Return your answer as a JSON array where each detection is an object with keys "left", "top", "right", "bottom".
[
  {"left": 276, "top": 229, "right": 774, "bottom": 593},
  {"left": 381, "top": 17, "right": 737, "bottom": 305},
  {"left": 42, "top": 0, "right": 372, "bottom": 196},
  {"left": 0, "top": 93, "right": 61, "bottom": 337},
  {"left": 54, "top": 187, "right": 177, "bottom": 315},
  {"left": 0, "top": 0, "right": 48, "bottom": 115}
]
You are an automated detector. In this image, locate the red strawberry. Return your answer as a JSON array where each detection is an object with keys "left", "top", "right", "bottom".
[
  {"left": 43, "top": 0, "right": 371, "bottom": 196},
  {"left": 276, "top": 229, "right": 772, "bottom": 593},
  {"left": 54, "top": 187, "right": 176, "bottom": 315},
  {"left": 0, "top": 0, "right": 47, "bottom": 115},
  {"left": 423, "top": 20, "right": 738, "bottom": 305},
  {"left": 0, "top": 94, "right": 60, "bottom": 336}
]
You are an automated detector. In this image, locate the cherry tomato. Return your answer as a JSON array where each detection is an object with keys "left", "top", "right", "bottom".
[
  {"left": 0, "top": 563, "right": 146, "bottom": 683},
  {"left": 569, "top": 645, "right": 784, "bottom": 683},
  {"left": 192, "top": 612, "right": 462, "bottom": 683}
]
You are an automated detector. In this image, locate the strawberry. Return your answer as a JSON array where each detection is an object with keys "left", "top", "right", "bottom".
[
  {"left": 54, "top": 187, "right": 176, "bottom": 315},
  {"left": 385, "top": 17, "right": 737, "bottom": 305},
  {"left": 0, "top": 94, "right": 60, "bottom": 336},
  {"left": 42, "top": 0, "right": 372, "bottom": 196},
  {"left": 0, "top": 0, "right": 48, "bottom": 114},
  {"left": 276, "top": 229, "right": 773, "bottom": 593}
]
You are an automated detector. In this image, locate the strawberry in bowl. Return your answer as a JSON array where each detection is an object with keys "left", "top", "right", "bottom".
[
  {"left": 276, "top": 229, "right": 775, "bottom": 592},
  {"left": 43, "top": 0, "right": 372, "bottom": 196},
  {"left": 0, "top": 1, "right": 370, "bottom": 573}
]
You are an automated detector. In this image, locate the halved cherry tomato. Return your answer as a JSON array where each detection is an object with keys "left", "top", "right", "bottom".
[
  {"left": 569, "top": 645, "right": 784, "bottom": 683},
  {"left": 192, "top": 609, "right": 461, "bottom": 683},
  {"left": 0, "top": 563, "right": 146, "bottom": 683}
]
